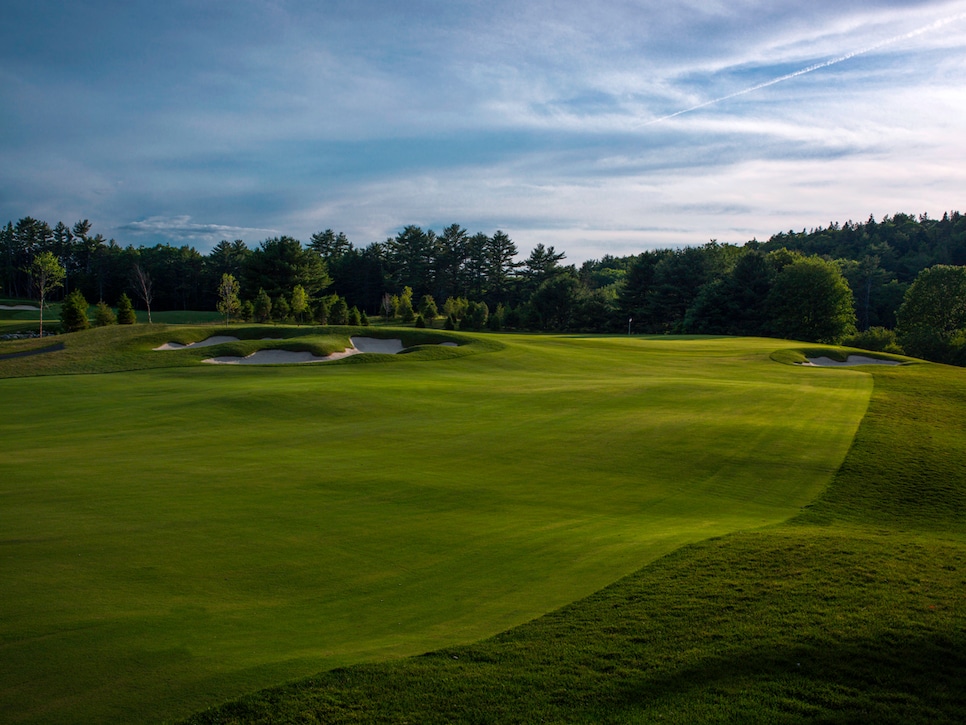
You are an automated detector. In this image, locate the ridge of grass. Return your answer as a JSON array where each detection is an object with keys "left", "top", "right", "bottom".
[{"left": 181, "top": 358, "right": 966, "bottom": 724}]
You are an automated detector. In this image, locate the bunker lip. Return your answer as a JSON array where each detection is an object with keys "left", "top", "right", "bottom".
[
  {"left": 154, "top": 336, "right": 240, "bottom": 350},
  {"left": 800, "top": 355, "right": 902, "bottom": 367}
]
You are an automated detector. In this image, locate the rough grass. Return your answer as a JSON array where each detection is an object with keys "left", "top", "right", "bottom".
[
  {"left": 181, "top": 358, "right": 966, "bottom": 724},
  {"left": 0, "top": 331, "right": 876, "bottom": 724}
]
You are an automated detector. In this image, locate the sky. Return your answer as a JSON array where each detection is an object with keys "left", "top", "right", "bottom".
[{"left": 2, "top": 0, "right": 965, "bottom": 262}]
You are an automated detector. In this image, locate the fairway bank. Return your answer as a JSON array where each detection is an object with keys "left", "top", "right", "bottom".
[{"left": 0, "top": 333, "right": 876, "bottom": 724}]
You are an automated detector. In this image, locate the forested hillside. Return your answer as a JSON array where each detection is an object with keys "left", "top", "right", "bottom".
[{"left": 4, "top": 211, "right": 966, "bottom": 362}]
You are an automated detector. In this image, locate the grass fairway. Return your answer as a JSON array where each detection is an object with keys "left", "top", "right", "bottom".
[
  {"left": 1, "top": 329, "right": 874, "bottom": 724},
  {"left": 182, "top": 359, "right": 966, "bottom": 724}
]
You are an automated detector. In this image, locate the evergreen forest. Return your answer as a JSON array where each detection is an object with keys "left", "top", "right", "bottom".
[{"left": 4, "top": 210, "right": 966, "bottom": 364}]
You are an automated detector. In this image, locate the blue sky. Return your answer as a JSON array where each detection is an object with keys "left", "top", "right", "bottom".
[{"left": 2, "top": 0, "right": 964, "bottom": 261}]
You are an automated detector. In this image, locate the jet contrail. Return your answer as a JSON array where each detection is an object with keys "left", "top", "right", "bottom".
[{"left": 639, "top": 11, "right": 966, "bottom": 127}]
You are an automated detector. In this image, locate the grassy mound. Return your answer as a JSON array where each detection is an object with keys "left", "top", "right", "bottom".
[
  {"left": 0, "top": 323, "right": 486, "bottom": 377},
  {"left": 182, "top": 361, "right": 966, "bottom": 724},
  {"left": 1, "top": 334, "right": 881, "bottom": 723}
]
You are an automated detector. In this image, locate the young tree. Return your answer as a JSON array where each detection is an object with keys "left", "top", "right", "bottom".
[
  {"left": 254, "top": 288, "right": 273, "bottom": 323},
  {"left": 290, "top": 284, "right": 309, "bottom": 325},
  {"left": 313, "top": 295, "right": 333, "bottom": 325},
  {"left": 273, "top": 295, "right": 291, "bottom": 324},
  {"left": 116, "top": 292, "right": 137, "bottom": 324},
  {"left": 463, "top": 300, "right": 489, "bottom": 330},
  {"left": 93, "top": 300, "right": 117, "bottom": 327},
  {"left": 60, "top": 290, "right": 90, "bottom": 333},
  {"left": 380, "top": 293, "right": 394, "bottom": 320},
  {"left": 27, "top": 250, "right": 65, "bottom": 337},
  {"left": 348, "top": 306, "right": 362, "bottom": 326},
  {"left": 216, "top": 273, "right": 241, "bottom": 327},
  {"left": 329, "top": 296, "right": 348, "bottom": 325},
  {"left": 131, "top": 263, "right": 154, "bottom": 323},
  {"left": 398, "top": 286, "right": 416, "bottom": 322},
  {"left": 419, "top": 294, "right": 439, "bottom": 321}
]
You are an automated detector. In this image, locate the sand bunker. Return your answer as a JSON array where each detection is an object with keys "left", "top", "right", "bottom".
[
  {"left": 200, "top": 336, "right": 435, "bottom": 365},
  {"left": 204, "top": 349, "right": 346, "bottom": 365},
  {"left": 156, "top": 334, "right": 456, "bottom": 365},
  {"left": 801, "top": 355, "right": 902, "bottom": 367},
  {"left": 154, "top": 336, "right": 240, "bottom": 351}
]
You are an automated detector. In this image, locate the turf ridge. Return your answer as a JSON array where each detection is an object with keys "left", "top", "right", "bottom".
[{"left": 180, "top": 358, "right": 966, "bottom": 724}]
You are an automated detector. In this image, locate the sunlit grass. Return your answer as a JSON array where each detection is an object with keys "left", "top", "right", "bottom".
[
  {"left": 0, "top": 331, "right": 874, "bottom": 724},
  {"left": 184, "top": 359, "right": 966, "bottom": 725}
]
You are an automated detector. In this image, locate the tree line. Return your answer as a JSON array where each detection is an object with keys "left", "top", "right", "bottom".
[{"left": 4, "top": 211, "right": 966, "bottom": 364}]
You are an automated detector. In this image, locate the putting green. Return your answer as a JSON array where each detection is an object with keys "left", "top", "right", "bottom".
[{"left": 0, "top": 333, "right": 872, "bottom": 724}]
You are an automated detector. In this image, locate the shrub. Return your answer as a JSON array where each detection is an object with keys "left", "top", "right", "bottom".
[
  {"left": 842, "top": 327, "right": 903, "bottom": 354},
  {"left": 348, "top": 306, "right": 362, "bottom": 326},
  {"left": 415, "top": 313, "right": 426, "bottom": 328}
]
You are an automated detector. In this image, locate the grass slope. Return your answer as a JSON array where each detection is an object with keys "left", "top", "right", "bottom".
[
  {"left": 182, "top": 362, "right": 966, "bottom": 724},
  {"left": 1, "top": 330, "right": 873, "bottom": 724}
]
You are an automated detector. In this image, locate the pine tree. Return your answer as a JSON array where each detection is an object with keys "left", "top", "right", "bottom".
[
  {"left": 60, "top": 290, "right": 90, "bottom": 333},
  {"left": 254, "top": 288, "right": 272, "bottom": 323},
  {"left": 116, "top": 293, "right": 137, "bottom": 324},
  {"left": 93, "top": 301, "right": 117, "bottom": 327}
]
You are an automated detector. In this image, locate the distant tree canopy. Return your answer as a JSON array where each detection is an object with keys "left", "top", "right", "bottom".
[
  {"left": 896, "top": 265, "right": 966, "bottom": 365},
  {"left": 4, "top": 211, "right": 966, "bottom": 362}
]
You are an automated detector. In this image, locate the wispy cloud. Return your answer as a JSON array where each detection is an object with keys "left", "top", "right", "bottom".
[
  {"left": 119, "top": 217, "right": 279, "bottom": 244},
  {"left": 1, "top": 0, "right": 965, "bottom": 258}
]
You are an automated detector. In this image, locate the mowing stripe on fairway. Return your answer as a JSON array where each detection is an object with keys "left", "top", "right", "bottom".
[{"left": 0, "top": 332, "right": 873, "bottom": 724}]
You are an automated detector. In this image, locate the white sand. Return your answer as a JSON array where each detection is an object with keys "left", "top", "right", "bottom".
[
  {"left": 801, "top": 355, "right": 902, "bottom": 367},
  {"left": 350, "top": 336, "right": 404, "bottom": 354},
  {"left": 201, "top": 337, "right": 408, "bottom": 365},
  {"left": 0, "top": 304, "right": 40, "bottom": 311},
  {"left": 204, "top": 349, "right": 339, "bottom": 365},
  {"left": 157, "top": 334, "right": 456, "bottom": 365},
  {"left": 154, "top": 336, "right": 240, "bottom": 351}
]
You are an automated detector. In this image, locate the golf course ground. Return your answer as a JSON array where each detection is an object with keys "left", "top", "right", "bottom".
[{"left": 1, "top": 323, "right": 963, "bottom": 723}]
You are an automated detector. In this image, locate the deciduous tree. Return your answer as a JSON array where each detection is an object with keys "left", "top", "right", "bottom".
[
  {"left": 27, "top": 250, "right": 65, "bottom": 337},
  {"left": 896, "top": 264, "right": 966, "bottom": 363},
  {"left": 216, "top": 273, "right": 241, "bottom": 327},
  {"left": 766, "top": 257, "right": 856, "bottom": 343},
  {"left": 131, "top": 263, "right": 154, "bottom": 323},
  {"left": 290, "top": 284, "right": 309, "bottom": 325}
]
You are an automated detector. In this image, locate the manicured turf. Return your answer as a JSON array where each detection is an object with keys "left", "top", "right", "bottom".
[
  {"left": 2, "top": 328, "right": 877, "bottom": 723},
  {"left": 183, "top": 360, "right": 966, "bottom": 724}
]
